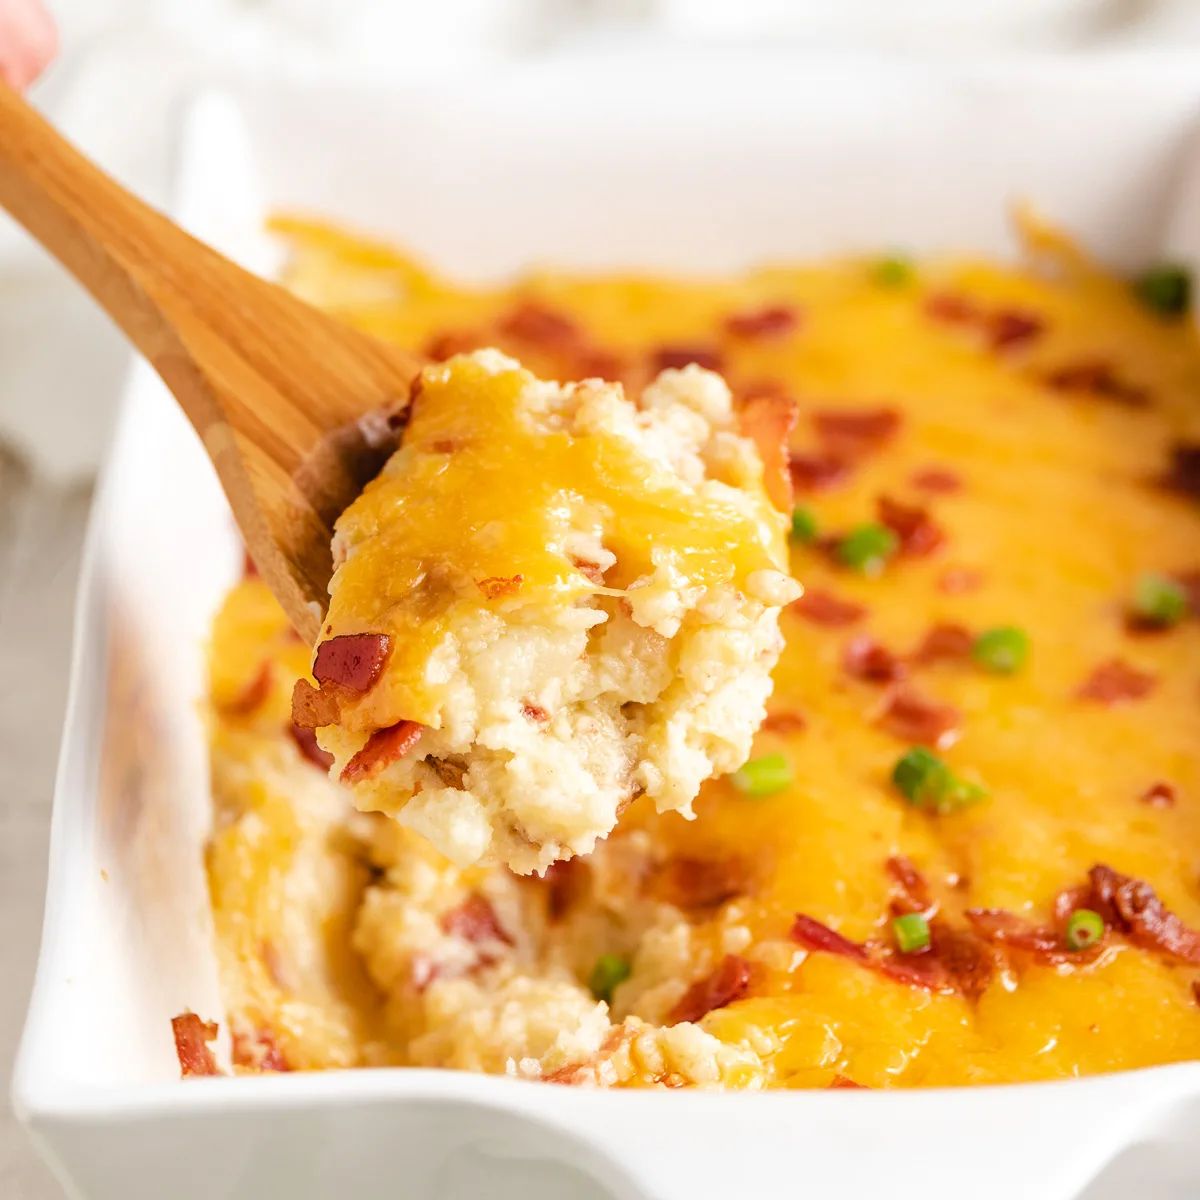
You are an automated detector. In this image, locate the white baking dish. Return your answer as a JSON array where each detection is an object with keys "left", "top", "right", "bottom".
[{"left": 13, "top": 54, "right": 1200, "bottom": 1200}]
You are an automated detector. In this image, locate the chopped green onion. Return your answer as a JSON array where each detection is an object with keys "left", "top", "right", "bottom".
[
  {"left": 1133, "top": 264, "right": 1191, "bottom": 318},
  {"left": 731, "top": 753, "right": 793, "bottom": 797},
  {"left": 836, "top": 524, "right": 898, "bottom": 577},
  {"left": 873, "top": 255, "right": 915, "bottom": 288},
  {"left": 891, "top": 747, "right": 987, "bottom": 815},
  {"left": 1064, "top": 909, "right": 1105, "bottom": 952},
  {"left": 790, "top": 505, "right": 819, "bottom": 544},
  {"left": 1132, "top": 573, "right": 1188, "bottom": 628},
  {"left": 972, "top": 626, "right": 1030, "bottom": 674},
  {"left": 891, "top": 912, "right": 931, "bottom": 954},
  {"left": 588, "top": 953, "right": 631, "bottom": 1004}
]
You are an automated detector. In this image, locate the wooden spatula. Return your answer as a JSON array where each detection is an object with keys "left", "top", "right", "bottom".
[{"left": 0, "top": 82, "right": 424, "bottom": 643}]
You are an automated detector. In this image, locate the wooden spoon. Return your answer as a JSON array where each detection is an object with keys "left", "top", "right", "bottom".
[{"left": 0, "top": 83, "right": 424, "bottom": 643}]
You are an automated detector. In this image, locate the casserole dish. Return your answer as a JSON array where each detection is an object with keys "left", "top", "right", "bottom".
[{"left": 14, "top": 54, "right": 1200, "bottom": 1199}]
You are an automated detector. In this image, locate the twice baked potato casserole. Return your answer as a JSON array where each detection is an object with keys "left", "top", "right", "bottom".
[{"left": 174, "top": 215, "right": 1200, "bottom": 1090}]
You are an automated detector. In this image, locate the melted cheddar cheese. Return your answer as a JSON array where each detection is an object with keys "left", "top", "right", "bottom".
[{"left": 201, "top": 216, "right": 1200, "bottom": 1087}]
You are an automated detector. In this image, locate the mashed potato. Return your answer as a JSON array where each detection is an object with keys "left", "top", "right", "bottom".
[{"left": 292, "top": 350, "right": 797, "bottom": 874}]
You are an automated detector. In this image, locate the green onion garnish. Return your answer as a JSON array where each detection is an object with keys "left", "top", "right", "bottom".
[
  {"left": 588, "top": 953, "right": 631, "bottom": 1004},
  {"left": 891, "top": 912, "right": 931, "bottom": 954},
  {"left": 1133, "top": 264, "right": 1191, "bottom": 318},
  {"left": 1064, "top": 909, "right": 1105, "bottom": 952},
  {"left": 790, "top": 506, "right": 819, "bottom": 544},
  {"left": 873, "top": 255, "right": 915, "bottom": 288},
  {"left": 891, "top": 747, "right": 987, "bottom": 815},
  {"left": 1132, "top": 573, "right": 1188, "bottom": 628},
  {"left": 836, "top": 524, "right": 899, "bottom": 577},
  {"left": 731, "top": 753, "right": 793, "bottom": 797},
  {"left": 972, "top": 626, "right": 1030, "bottom": 674}
]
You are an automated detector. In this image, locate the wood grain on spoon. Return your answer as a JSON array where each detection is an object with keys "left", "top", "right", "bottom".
[{"left": 0, "top": 83, "right": 424, "bottom": 642}]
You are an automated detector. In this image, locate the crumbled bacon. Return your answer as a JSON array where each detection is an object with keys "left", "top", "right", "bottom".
[
  {"left": 290, "top": 678, "right": 344, "bottom": 729},
  {"left": 1043, "top": 358, "right": 1148, "bottom": 407},
  {"left": 340, "top": 720, "right": 424, "bottom": 784},
  {"left": 313, "top": 633, "right": 391, "bottom": 694},
  {"left": 926, "top": 926, "right": 999, "bottom": 1000},
  {"left": 172, "top": 1012, "right": 221, "bottom": 1078},
  {"left": 1175, "top": 570, "right": 1200, "bottom": 614},
  {"left": 668, "top": 955, "right": 755, "bottom": 1024},
  {"left": 424, "top": 328, "right": 485, "bottom": 361},
  {"left": 829, "top": 1075, "right": 868, "bottom": 1089},
  {"left": 911, "top": 467, "right": 962, "bottom": 494},
  {"left": 1140, "top": 781, "right": 1177, "bottom": 808},
  {"left": 1194, "top": 979, "right": 1200, "bottom": 1007},
  {"left": 574, "top": 347, "right": 626, "bottom": 383},
  {"left": 496, "top": 301, "right": 581, "bottom": 348},
  {"left": 231, "top": 1025, "right": 289, "bottom": 1073},
  {"left": 964, "top": 908, "right": 1067, "bottom": 962},
  {"left": 877, "top": 688, "right": 961, "bottom": 750},
  {"left": 651, "top": 345, "right": 724, "bottom": 373},
  {"left": 217, "top": 662, "right": 272, "bottom": 716},
  {"left": 937, "top": 566, "right": 985, "bottom": 595},
  {"left": 1076, "top": 659, "right": 1156, "bottom": 705},
  {"left": 988, "top": 309, "right": 1045, "bottom": 352},
  {"left": 1088, "top": 864, "right": 1200, "bottom": 965},
  {"left": 791, "top": 588, "right": 867, "bottom": 627},
  {"left": 843, "top": 636, "right": 907, "bottom": 684},
  {"left": 788, "top": 452, "right": 853, "bottom": 493},
  {"left": 476, "top": 574, "right": 524, "bottom": 599},
  {"left": 878, "top": 495, "right": 945, "bottom": 557},
  {"left": 724, "top": 304, "right": 800, "bottom": 340},
  {"left": 762, "top": 710, "right": 808, "bottom": 734},
  {"left": 791, "top": 913, "right": 870, "bottom": 962},
  {"left": 812, "top": 407, "right": 902, "bottom": 458},
  {"left": 911, "top": 623, "right": 974, "bottom": 665},
  {"left": 544, "top": 858, "right": 588, "bottom": 921},
  {"left": 925, "top": 293, "right": 980, "bottom": 324},
  {"left": 1162, "top": 443, "right": 1200, "bottom": 500},
  {"left": 652, "top": 857, "right": 748, "bottom": 910},
  {"left": 441, "top": 893, "right": 514, "bottom": 946},
  {"left": 885, "top": 855, "right": 932, "bottom": 916},
  {"left": 522, "top": 703, "right": 549, "bottom": 723},
  {"left": 740, "top": 393, "right": 799, "bottom": 511},
  {"left": 288, "top": 721, "right": 334, "bottom": 769}
]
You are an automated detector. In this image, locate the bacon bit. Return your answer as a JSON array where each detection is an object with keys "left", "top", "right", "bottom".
[
  {"left": 1076, "top": 659, "right": 1157, "bottom": 705},
  {"left": 791, "top": 588, "right": 867, "bottom": 627},
  {"left": 925, "top": 293, "right": 980, "bottom": 324},
  {"left": 739, "top": 393, "right": 799, "bottom": 511},
  {"left": 242, "top": 548, "right": 259, "bottom": 579},
  {"left": 290, "top": 678, "right": 343, "bottom": 730},
  {"left": 988, "top": 309, "right": 1045, "bottom": 352},
  {"left": 724, "top": 304, "right": 800, "bottom": 340},
  {"left": 927, "top": 926, "right": 999, "bottom": 1000},
  {"left": 877, "top": 688, "right": 961, "bottom": 750},
  {"left": 791, "top": 913, "right": 870, "bottom": 962},
  {"left": 288, "top": 722, "right": 334, "bottom": 769},
  {"left": 762, "top": 710, "right": 808, "bottom": 734},
  {"left": 668, "top": 955, "right": 755, "bottom": 1025},
  {"left": 652, "top": 857, "right": 748, "bottom": 910},
  {"left": 424, "top": 328, "right": 485, "bottom": 361},
  {"left": 911, "top": 623, "right": 974, "bottom": 665},
  {"left": 217, "top": 662, "right": 272, "bottom": 716},
  {"left": 1088, "top": 864, "right": 1200, "bottom": 964},
  {"left": 843, "top": 636, "right": 907, "bottom": 684},
  {"left": 1141, "top": 782, "right": 1177, "bottom": 808},
  {"left": 938, "top": 566, "right": 985, "bottom": 595},
  {"left": 1174, "top": 570, "right": 1200, "bottom": 614},
  {"left": 651, "top": 345, "right": 724, "bottom": 373},
  {"left": 496, "top": 301, "right": 581, "bottom": 348},
  {"left": 1162, "top": 443, "right": 1200, "bottom": 500},
  {"left": 964, "top": 908, "right": 1069, "bottom": 962},
  {"left": 544, "top": 858, "right": 588, "bottom": 921},
  {"left": 788, "top": 452, "right": 853, "bottom": 493},
  {"left": 476, "top": 574, "right": 524, "bottom": 600},
  {"left": 911, "top": 467, "right": 962, "bottom": 494},
  {"left": 812, "top": 407, "right": 902, "bottom": 459},
  {"left": 340, "top": 720, "right": 424, "bottom": 785},
  {"left": 440, "top": 893, "right": 513, "bottom": 946},
  {"left": 1194, "top": 980, "right": 1200, "bottom": 1007},
  {"left": 878, "top": 495, "right": 945, "bottom": 557},
  {"left": 171, "top": 1012, "right": 221, "bottom": 1078},
  {"left": 1043, "top": 358, "right": 1148, "bottom": 407},
  {"left": 522, "top": 703, "right": 549, "bottom": 723},
  {"left": 885, "top": 855, "right": 933, "bottom": 916},
  {"left": 313, "top": 633, "right": 391, "bottom": 694},
  {"left": 573, "top": 347, "right": 626, "bottom": 383},
  {"left": 231, "top": 1025, "right": 289, "bottom": 1073},
  {"left": 829, "top": 1075, "right": 869, "bottom": 1089}
]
